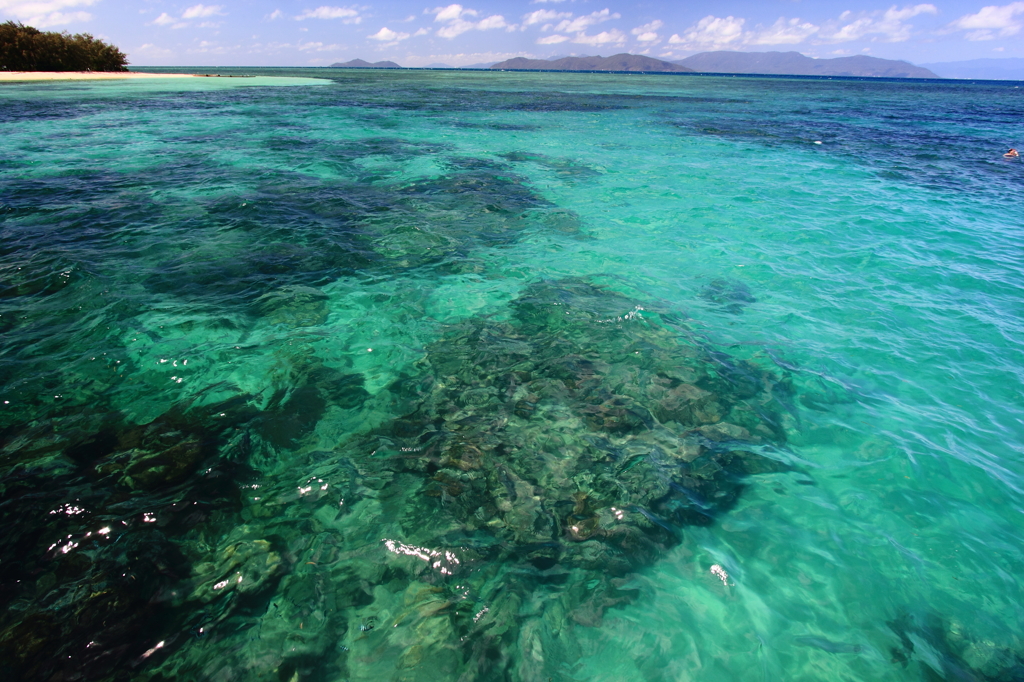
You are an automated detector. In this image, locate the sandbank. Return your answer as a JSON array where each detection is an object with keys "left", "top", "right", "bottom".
[{"left": 0, "top": 71, "right": 200, "bottom": 82}]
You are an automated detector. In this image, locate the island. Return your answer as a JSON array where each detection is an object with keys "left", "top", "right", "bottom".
[
  {"left": 330, "top": 59, "right": 401, "bottom": 69},
  {"left": 491, "top": 54, "right": 693, "bottom": 73},
  {"left": 674, "top": 51, "right": 938, "bottom": 78},
  {"left": 488, "top": 51, "right": 939, "bottom": 79}
]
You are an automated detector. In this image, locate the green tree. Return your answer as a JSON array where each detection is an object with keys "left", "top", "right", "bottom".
[{"left": 0, "top": 21, "right": 129, "bottom": 72}]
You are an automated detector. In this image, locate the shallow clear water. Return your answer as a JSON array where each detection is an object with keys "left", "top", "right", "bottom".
[{"left": 2, "top": 70, "right": 1024, "bottom": 682}]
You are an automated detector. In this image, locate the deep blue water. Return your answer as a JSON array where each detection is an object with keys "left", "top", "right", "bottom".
[{"left": 1, "top": 69, "right": 1023, "bottom": 682}]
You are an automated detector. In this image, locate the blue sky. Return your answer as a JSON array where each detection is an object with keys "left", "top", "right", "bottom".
[{"left": 2, "top": 1, "right": 1023, "bottom": 66}]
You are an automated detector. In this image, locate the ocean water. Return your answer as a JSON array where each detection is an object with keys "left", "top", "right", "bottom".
[{"left": 1, "top": 69, "right": 1023, "bottom": 682}]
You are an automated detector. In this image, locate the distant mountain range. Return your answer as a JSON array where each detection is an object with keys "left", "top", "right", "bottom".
[
  {"left": 672, "top": 51, "right": 937, "bottom": 78},
  {"left": 490, "top": 54, "right": 693, "bottom": 72},
  {"left": 919, "top": 58, "right": 1024, "bottom": 80},
  {"left": 488, "top": 51, "right": 937, "bottom": 78},
  {"left": 329, "top": 59, "right": 400, "bottom": 68},
  {"left": 328, "top": 53, "right": 1024, "bottom": 80}
]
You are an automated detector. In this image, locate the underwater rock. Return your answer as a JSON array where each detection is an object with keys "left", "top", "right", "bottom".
[
  {"left": 386, "top": 279, "right": 793, "bottom": 558},
  {"left": 884, "top": 610, "right": 1024, "bottom": 679},
  {"left": 0, "top": 279, "right": 797, "bottom": 681},
  {"left": 143, "top": 146, "right": 584, "bottom": 311},
  {"left": 365, "top": 163, "right": 579, "bottom": 269},
  {"left": 74, "top": 395, "right": 258, "bottom": 491},
  {"left": 254, "top": 284, "right": 330, "bottom": 327},
  {"left": 0, "top": 252, "right": 78, "bottom": 300},
  {"left": 330, "top": 136, "right": 450, "bottom": 164},
  {"left": 0, "top": 309, "right": 16, "bottom": 334},
  {"left": 800, "top": 383, "right": 856, "bottom": 412},
  {"left": 887, "top": 612, "right": 1024, "bottom": 681},
  {"left": 93, "top": 429, "right": 205, "bottom": 491},
  {"left": 451, "top": 122, "right": 542, "bottom": 132},
  {"left": 142, "top": 529, "right": 361, "bottom": 681},
  {"left": 258, "top": 366, "right": 369, "bottom": 449},
  {"left": 288, "top": 278, "right": 797, "bottom": 679},
  {"left": 498, "top": 151, "right": 602, "bottom": 182},
  {"left": 102, "top": 279, "right": 800, "bottom": 682},
  {"left": 793, "top": 635, "right": 863, "bottom": 654},
  {"left": 146, "top": 238, "right": 367, "bottom": 308},
  {"left": 0, "top": 523, "right": 191, "bottom": 681},
  {"left": 700, "top": 278, "right": 757, "bottom": 314},
  {"left": 190, "top": 525, "right": 283, "bottom": 605},
  {"left": 0, "top": 394, "right": 264, "bottom": 681}
]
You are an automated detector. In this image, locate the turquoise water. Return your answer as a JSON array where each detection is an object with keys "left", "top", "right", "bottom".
[{"left": 2, "top": 70, "right": 1024, "bottom": 682}]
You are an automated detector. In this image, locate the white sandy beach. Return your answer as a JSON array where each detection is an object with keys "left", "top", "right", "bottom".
[{"left": 0, "top": 71, "right": 199, "bottom": 82}]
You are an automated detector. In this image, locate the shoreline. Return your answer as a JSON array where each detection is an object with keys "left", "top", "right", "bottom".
[{"left": 0, "top": 71, "right": 199, "bottom": 82}]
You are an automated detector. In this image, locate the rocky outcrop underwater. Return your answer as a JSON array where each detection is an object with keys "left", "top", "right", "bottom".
[{"left": 0, "top": 278, "right": 801, "bottom": 681}]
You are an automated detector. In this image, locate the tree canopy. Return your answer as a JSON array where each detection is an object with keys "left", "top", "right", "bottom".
[{"left": 0, "top": 21, "right": 128, "bottom": 72}]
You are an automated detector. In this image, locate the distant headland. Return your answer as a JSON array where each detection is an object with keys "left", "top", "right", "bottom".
[
  {"left": 330, "top": 59, "right": 401, "bottom": 69},
  {"left": 489, "top": 51, "right": 937, "bottom": 78},
  {"left": 671, "top": 51, "right": 937, "bottom": 79},
  {"left": 490, "top": 54, "right": 693, "bottom": 73},
  {"left": 331, "top": 51, "right": 942, "bottom": 79}
]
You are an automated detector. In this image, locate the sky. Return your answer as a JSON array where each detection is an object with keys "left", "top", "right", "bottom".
[{"left": 3, "top": 1, "right": 1024, "bottom": 67}]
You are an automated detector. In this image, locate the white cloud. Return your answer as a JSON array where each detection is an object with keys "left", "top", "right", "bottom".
[
  {"left": 187, "top": 40, "right": 240, "bottom": 55},
  {"left": 948, "top": 2, "right": 1024, "bottom": 40},
  {"left": 664, "top": 5, "right": 932, "bottom": 51},
  {"left": 297, "top": 40, "right": 342, "bottom": 51},
  {"left": 819, "top": 4, "right": 936, "bottom": 43},
  {"left": 573, "top": 29, "right": 625, "bottom": 45},
  {"left": 477, "top": 15, "right": 506, "bottom": 30},
  {"left": 134, "top": 42, "right": 175, "bottom": 59},
  {"left": 433, "top": 3, "right": 469, "bottom": 23},
  {"left": 414, "top": 27, "right": 430, "bottom": 36},
  {"left": 0, "top": 0, "right": 96, "bottom": 26},
  {"left": 523, "top": 9, "right": 570, "bottom": 27},
  {"left": 181, "top": 4, "right": 223, "bottom": 19},
  {"left": 33, "top": 10, "right": 89, "bottom": 25},
  {"left": 0, "top": 0, "right": 96, "bottom": 15},
  {"left": 823, "top": 17, "right": 872, "bottom": 42},
  {"left": 554, "top": 8, "right": 619, "bottom": 34},
  {"left": 248, "top": 39, "right": 345, "bottom": 56},
  {"left": 669, "top": 15, "right": 745, "bottom": 49},
  {"left": 887, "top": 3, "right": 938, "bottom": 20},
  {"left": 431, "top": 4, "right": 508, "bottom": 39},
  {"left": 146, "top": 4, "right": 224, "bottom": 28},
  {"left": 296, "top": 6, "right": 361, "bottom": 23},
  {"left": 748, "top": 17, "right": 819, "bottom": 45},
  {"left": 267, "top": 9, "right": 283, "bottom": 20},
  {"left": 401, "top": 50, "right": 527, "bottom": 67},
  {"left": 368, "top": 26, "right": 410, "bottom": 42},
  {"left": 631, "top": 19, "right": 663, "bottom": 43},
  {"left": 527, "top": 8, "right": 624, "bottom": 46}
]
